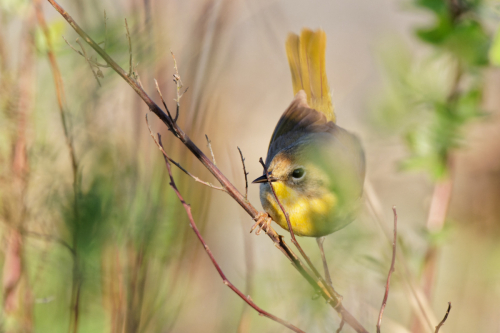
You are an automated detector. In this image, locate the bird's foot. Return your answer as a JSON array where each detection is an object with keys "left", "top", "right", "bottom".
[{"left": 250, "top": 212, "right": 272, "bottom": 235}]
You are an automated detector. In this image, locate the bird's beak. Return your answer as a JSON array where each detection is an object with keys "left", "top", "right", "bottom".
[{"left": 252, "top": 174, "right": 277, "bottom": 184}]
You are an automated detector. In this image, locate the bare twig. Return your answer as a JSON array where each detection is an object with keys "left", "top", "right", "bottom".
[
  {"left": 205, "top": 135, "right": 216, "bottom": 166},
  {"left": 237, "top": 212, "right": 254, "bottom": 333},
  {"left": 336, "top": 318, "right": 345, "bottom": 333},
  {"left": 145, "top": 114, "right": 226, "bottom": 192},
  {"left": 158, "top": 135, "right": 305, "bottom": 333},
  {"left": 125, "top": 18, "right": 133, "bottom": 78},
  {"left": 434, "top": 302, "right": 451, "bottom": 333},
  {"left": 76, "top": 38, "right": 101, "bottom": 86},
  {"left": 376, "top": 206, "right": 398, "bottom": 333},
  {"left": 316, "top": 236, "right": 333, "bottom": 287},
  {"left": 153, "top": 79, "right": 176, "bottom": 130},
  {"left": 45, "top": 2, "right": 368, "bottom": 331},
  {"left": 237, "top": 147, "right": 249, "bottom": 200},
  {"left": 171, "top": 51, "right": 183, "bottom": 122},
  {"left": 365, "top": 180, "right": 436, "bottom": 331},
  {"left": 62, "top": 36, "right": 109, "bottom": 68},
  {"left": 258, "top": 158, "right": 342, "bottom": 301}
]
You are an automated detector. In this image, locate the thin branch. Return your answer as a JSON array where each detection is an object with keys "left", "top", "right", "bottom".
[
  {"left": 336, "top": 318, "right": 345, "bottom": 333},
  {"left": 205, "top": 135, "right": 217, "bottom": 166},
  {"left": 171, "top": 51, "right": 183, "bottom": 122},
  {"left": 365, "top": 180, "right": 436, "bottom": 331},
  {"left": 63, "top": 36, "right": 109, "bottom": 68},
  {"left": 76, "top": 38, "right": 101, "bottom": 86},
  {"left": 22, "top": 230, "right": 75, "bottom": 257},
  {"left": 135, "top": 70, "right": 144, "bottom": 90},
  {"left": 237, "top": 147, "right": 248, "bottom": 200},
  {"left": 145, "top": 114, "right": 226, "bottom": 192},
  {"left": 125, "top": 18, "right": 133, "bottom": 78},
  {"left": 434, "top": 302, "right": 451, "bottom": 333},
  {"left": 45, "top": 2, "right": 368, "bottom": 331},
  {"left": 258, "top": 157, "right": 342, "bottom": 301},
  {"left": 237, "top": 211, "right": 255, "bottom": 333},
  {"left": 157, "top": 135, "right": 305, "bottom": 333},
  {"left": 376, "top": 206, "right": 398, "bottom": 333},
  {"left": 153, "top": 79, "right": 175, "bottom": 130}
]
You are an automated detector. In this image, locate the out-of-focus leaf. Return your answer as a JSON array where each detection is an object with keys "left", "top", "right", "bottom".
[
  {"left": 489, "top": 25, "right": 500, "bottom": 66},
  {"left": 445, "top": 20, "right": 490, "bottom": 66},
  {"left": 415, "top": 0, "right": 452, "bottom": 44},
  {"left": 401, "top": 90, "right": 483, "bottom": 179},
  {"left": 415, "top": 0, "right": 449, "bottom": 13},
  {"left": 416, "top": 16, "right": 453, "bottom": 45},
  {"left": 35, "top": 20, "right": 66, "bottom": 55},
  {"left": 415, "top": 0, "right": 490, "bottom": 66},
  {"left": 455, "top": 87, "right": 485, "bottom": 120},
  {"left": 0, "top": 0, "right": 29, "bottom": 15}
]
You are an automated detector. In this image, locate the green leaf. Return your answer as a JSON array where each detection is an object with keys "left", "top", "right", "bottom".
[
  {"left": 414, "top": 0, "right": 490, "bottom": 65},
  {"left": 414, "top": 0, "right": 449, "bottom": 15},
  {"left": 455, "top": 88, "right": 484, "bottom": 120},
  {"left": 414, "top": 0, "right": 453, "bottom": 44},
  {"left": 445, "top": 20, "right": 490, "bottom": 66},
  {"left": 400, "top": 94, "right": 483, "bottom": 180}
]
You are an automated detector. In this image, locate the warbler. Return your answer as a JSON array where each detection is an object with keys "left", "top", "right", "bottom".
[{"left": 252, "top": 29, "right": 365, "bottom": 280}]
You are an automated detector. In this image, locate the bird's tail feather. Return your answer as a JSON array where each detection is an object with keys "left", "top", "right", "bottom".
[{"left": 285, "top": 29, "right": 335, "bottom": 123}]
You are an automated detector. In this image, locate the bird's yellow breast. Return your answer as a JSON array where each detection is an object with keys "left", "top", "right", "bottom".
[{"left": 262, "top": 181, "right": 338, "bottom": 237}]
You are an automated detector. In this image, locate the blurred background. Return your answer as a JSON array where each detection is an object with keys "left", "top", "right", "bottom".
[{"left": 2, "top": 0, "right": 500, "bottom": 332}]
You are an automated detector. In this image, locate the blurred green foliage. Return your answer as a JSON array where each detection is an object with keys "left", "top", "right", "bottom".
[
  {"left": 374, "top": 0, "right": 493, "bottom": 180},
  {"left": 34, "top": 20, "right": 67, "bottom": 55},
  {"left": 0, "top": 2, "right": 210, "bottom": 331},
  {"left": 489, "top": 25, "right": 500, "bottom": 65},
  {"left": 416, "top": 0, "right": 489, "bottom": 66},
  {"left": 3, "top": 1, "right": 500, "bottom": 332}
]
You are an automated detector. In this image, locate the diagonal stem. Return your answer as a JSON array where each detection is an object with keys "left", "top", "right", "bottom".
[
  {"left": 376, "top": 206, "right": 398, "bottom": 333},
  {"left": 45, "top": 1, "right": 368, "bottom": 331},
  {"left": 158, "top": 135, "right": 305, "bottom": 333},
  {"left": 316, "top": 237, "right": 333, "bottom": 287},
  {"left": 237, "top": 147, "right": 249, "bottom": 200}
]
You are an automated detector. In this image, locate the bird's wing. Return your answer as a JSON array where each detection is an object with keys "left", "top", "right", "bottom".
[{"left": 267, "top": 91, "right": 330, "bottom": 162}]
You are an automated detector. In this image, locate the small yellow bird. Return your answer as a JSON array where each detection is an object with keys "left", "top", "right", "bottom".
[{"left": 252, "top": 29, "right": 365, "bottom": 282}]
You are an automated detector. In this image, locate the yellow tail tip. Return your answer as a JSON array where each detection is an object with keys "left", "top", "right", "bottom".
[{"left": 285, "top": 28, "right": 335, "bottom": 123}]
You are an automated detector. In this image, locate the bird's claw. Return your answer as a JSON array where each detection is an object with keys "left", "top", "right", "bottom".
[{"left": 251, "top": 212, "right": 272, "bottom": 235}]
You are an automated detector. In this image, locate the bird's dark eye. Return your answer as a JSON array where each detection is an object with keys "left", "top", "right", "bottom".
[{"left": 292, "top": 168, "right": 305, "bottom": 179}]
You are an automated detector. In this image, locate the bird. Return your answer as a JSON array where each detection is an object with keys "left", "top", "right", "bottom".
[{"left": 251, "top": 28, "right": 365, "bottom": 285}]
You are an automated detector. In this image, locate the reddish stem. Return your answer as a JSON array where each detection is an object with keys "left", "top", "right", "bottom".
[
  {"left": 376, "top": 207, "right": 398, "bottom": 333},
  {"left": 158, "top": 135, "right": 305, "bottom": 333},
  {"left": 45, "top": 1, "right": 368, "bottom": 331}
]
